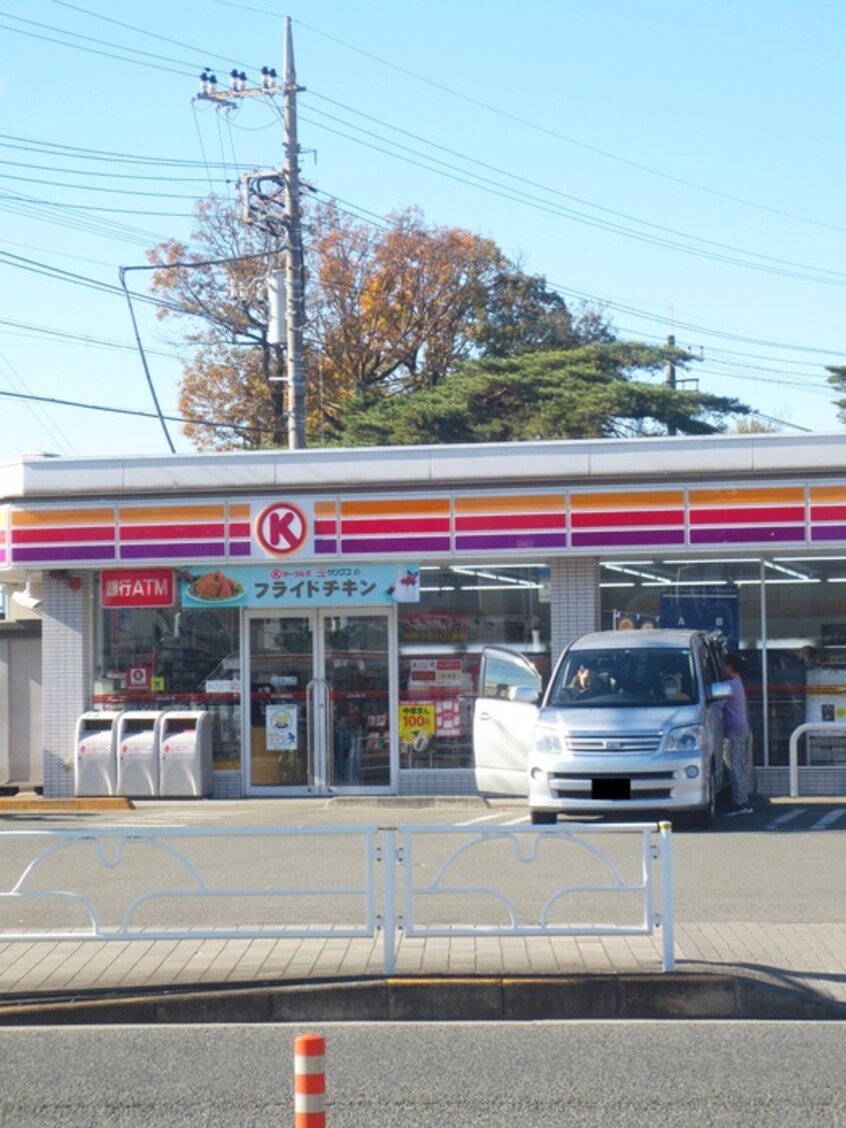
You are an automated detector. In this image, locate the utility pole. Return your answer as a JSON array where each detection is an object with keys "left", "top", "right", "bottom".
[
  {"left": 664, "top": 333, "right": 676, "bottom": 391},
  {"left": 665, "top": 333, "right": 677, "bottom": 436},
  {"left": 194, "top": 16, "right": 307, "bottom": 449},
  {"left": 282, "top": 17, "right": 306, "bottom": 449}
]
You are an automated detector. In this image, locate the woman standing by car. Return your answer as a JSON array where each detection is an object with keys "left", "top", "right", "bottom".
[{"left": 722, "top": 653, "right": 753, "bottom": 817}]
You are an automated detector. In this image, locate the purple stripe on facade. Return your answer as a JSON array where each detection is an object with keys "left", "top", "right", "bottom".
[
  {"left": 315, "top": 540, "right": 338, "bottom": 554},
  {"left": 120, "top": 542, "right": 226, "bottom": 559},
  {"left": 691, "top": 526, "right": 805, "bottom": 544},
  {"left": 810, "top": 527, "right": 846, "bottom": 542},
  {"left": 340, "top": 536, "right": 451, "bottom": 555},
  {"left": 571, "top": 529, "right": 685, "bottom": 548},
  {"left": 228, "top": 542, "right": 252, "bottom": 556},
  {"left": 12, "top": 544, "right": 116, "bottom": 563},
  {"left": 455, "top": 532, "right": 568, "bottom": 551}
]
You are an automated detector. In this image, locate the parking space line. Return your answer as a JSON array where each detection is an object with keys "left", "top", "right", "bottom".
[
  {"left": 456, "top": 812, "right": 513, "bottom": 826},
  {"left": 766, "top": 808, "right": 807, "bottom": 831},
  {"left": 810, "top": 809, "right": 846, "bottom": 831}
]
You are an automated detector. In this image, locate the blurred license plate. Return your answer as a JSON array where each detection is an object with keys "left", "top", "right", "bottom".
[{"left": 592, "top": 777, "right": 631, "bottom": 800}]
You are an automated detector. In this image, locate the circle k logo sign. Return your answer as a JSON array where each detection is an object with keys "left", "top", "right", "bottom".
[{"left": 255, "top": 501, "right": 309, "bottom": 556}]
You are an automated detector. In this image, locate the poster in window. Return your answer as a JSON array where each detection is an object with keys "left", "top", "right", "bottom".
[{"left": 266, "top": 705, "right": 298, "bottom": 751}]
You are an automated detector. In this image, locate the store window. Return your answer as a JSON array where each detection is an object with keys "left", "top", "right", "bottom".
[
  {"left": 398, "top": 563, "right": 550, "bottom": 769},
  {"left": 94, "top": 602, "right": 241, "bottom": 767},
  {"left": 600, "top": 554, "right": 846, "bottom": 768}
]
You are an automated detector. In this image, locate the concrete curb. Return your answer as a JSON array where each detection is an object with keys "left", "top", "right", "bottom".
[
  {"left": 1, "top": 973, "right": 844, "bottom": 1025},
  {"left": 0, "top": 797, "right": 134, "bottom": 813}
]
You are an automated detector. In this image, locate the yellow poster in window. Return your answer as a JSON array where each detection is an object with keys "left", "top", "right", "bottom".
[{"left": 399, "top": 703, "right": 436, "bottom": 743}]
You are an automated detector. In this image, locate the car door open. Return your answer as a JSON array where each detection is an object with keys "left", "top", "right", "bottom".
[{"left": 473, "top": 646, "right": 541, "bottom": 796}]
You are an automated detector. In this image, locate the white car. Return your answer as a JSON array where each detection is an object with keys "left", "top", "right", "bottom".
[{"left": 473, "top": 629, "right": 732, "bottom": 827}]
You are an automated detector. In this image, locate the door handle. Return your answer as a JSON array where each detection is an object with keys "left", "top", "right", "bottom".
[{"left": 307, "top": 677, "right": 333, "bottom": 789}]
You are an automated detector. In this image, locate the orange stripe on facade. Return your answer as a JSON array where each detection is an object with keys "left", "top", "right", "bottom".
[
  {"left": 570, "top": 490, "right": 683, "bottom": 510},
  {"left": 689, "top": 487, "right": 804, "bottom": 506},
  {"left": 11, "top": 507, "right": 115, "bottom": 526},
  {"left": 228, "top": 503, "right": 251, "bottom": 518},
  {"left": 120, "top": 505, "right": 226, "bottom": 523},
  {"left": 341, "top": 498, "right": 449, "bottom": 516},
  {"left": 314, "top": 501, "right": 337, "bottom": 517},
  {"left": 454, "top": 494, "right": 565, "bottom": 513},
  {"left": 809, "top": 486, "right": 846, "bottom": 504}
]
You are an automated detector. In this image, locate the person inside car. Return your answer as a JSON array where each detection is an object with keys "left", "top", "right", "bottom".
[{"left": 569, "top": 662, "right": 605, "bottom": 699}]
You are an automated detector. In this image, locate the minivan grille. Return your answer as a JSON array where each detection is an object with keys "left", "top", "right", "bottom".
[{"left": 566, "top": 734, "right": 662, "bottom": 754}]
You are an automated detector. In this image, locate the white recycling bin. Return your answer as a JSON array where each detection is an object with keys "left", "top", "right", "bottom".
[
  {"left": 75, "top": 711, "right": 121, "bottom": 796},
  {"left": 116, "top": 711, "right": 162, "bottom": 797},
  {"left": 158, "top": 710, "right": 213, "bottom": 797}
]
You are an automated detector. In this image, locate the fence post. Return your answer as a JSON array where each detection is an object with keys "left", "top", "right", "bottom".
[
  {"left": 294, "top": 1032, "right": 326, "bottom": 1127},
  {"left": 381, "top": 828, "right": 397, "bottom": 975},
  {"left": 658, "top": 821, "right": 675, "bottom": 972}
]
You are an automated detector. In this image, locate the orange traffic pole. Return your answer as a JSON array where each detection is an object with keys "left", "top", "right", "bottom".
[{"left": 294, "top": 1032, "right": 326, "bottom": 1127}]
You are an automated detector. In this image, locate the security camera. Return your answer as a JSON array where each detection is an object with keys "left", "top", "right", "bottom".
[{"left": 11, "top": 578, "right": 41, "bottom": 611}]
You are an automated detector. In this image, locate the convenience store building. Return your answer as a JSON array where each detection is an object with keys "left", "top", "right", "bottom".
[{"left": 3, "top": 431, "right": 846, "bottom": 799}]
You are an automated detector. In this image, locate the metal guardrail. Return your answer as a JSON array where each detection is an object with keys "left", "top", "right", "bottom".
[
  {"left": 0, "top": 821, "right": 676, "bottom": 973},
  {"left": 788, "top": 723, "right": 846, "bottom": 797}
]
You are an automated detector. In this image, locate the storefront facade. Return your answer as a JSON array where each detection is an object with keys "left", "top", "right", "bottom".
[{"left": 2, "top": 432, "right": 846, "bottom": 799}]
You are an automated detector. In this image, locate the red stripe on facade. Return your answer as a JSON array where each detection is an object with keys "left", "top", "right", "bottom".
[
  {"left": 454, "top": 512, "right": 566, "bottom": 531},
  {"left": 119, "top": 522, "right": 226, "bottom": 541},
  {"left": 12, "top": 526, "right": 115, "bottom": 545},
  {"left": 810, "top": 505, "right": 846, "bottom": 522},
  {"left": 689, "top": 506, "right": 805, "bottom": 525},
  {"left": 570, "top": 510, "right": 684, "bottom": 529},
  {"left": 339, "top": 517, "right": 450, "bottom": 535}
]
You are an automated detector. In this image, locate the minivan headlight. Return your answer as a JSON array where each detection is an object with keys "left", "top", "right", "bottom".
[
  {"left": 533, "top": 725, "right": 565, "bottom": 755},
  {"left": 665, "top": 724, "right": 704, "bottom": 753}
]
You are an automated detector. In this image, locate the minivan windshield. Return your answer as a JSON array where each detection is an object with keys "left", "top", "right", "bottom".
[{"left": 548, "top": 647, "right": 698, "bottom": 708}]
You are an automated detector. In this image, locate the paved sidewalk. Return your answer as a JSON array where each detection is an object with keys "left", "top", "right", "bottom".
[{"left": 0, "top": 921, "right": 845, "bottom": 1013}]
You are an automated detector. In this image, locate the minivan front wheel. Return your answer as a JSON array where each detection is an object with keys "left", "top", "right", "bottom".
[{"left": 530, "top": 809, "right": 558, "bottom": 825}]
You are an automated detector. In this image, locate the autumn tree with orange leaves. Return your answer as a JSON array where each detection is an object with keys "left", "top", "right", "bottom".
[{"left": 147, "top": 196, "right": 598, "bottom": 449}]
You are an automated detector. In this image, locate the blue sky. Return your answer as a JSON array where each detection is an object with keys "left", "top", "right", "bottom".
[{"left": 1, "top": 0, "right": 845, "bottom": 459}]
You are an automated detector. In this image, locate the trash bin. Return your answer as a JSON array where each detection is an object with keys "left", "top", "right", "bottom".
[
  {"left": 75, "top": 711, "right": 121, "bottom": 796},
  {"left": 116, "top": 711, "right": 162, "bottom": 797},
  {"left": 158, "top": 710, "right": 213, "bottom": 798}
]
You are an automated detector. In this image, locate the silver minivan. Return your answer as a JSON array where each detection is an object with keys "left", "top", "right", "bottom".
[{"left": 473, "top": 629, "right": 732, "bottom": 827}]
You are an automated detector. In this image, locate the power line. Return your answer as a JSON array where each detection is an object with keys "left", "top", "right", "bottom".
[
  {"left": 0, "top": 315, "right": 175, "bottom": 358},
  {"left": 300, "top": 107, "right": 846, "bottom": 290},
  {"left": 0, "top": 156, "right": 235, "bottom": 184},
  {"left": 0, "top": 171, "right": 220, "bottom": 200},
  {"left": 0, "top": 387, "right": 274, "bottom": 436},
  {"left": 0, "top": 351, "right": 76, "bottom": 455},
  {"left": 291, "top": 15, "right": 846, "bottom": 238},
  {"left": 0, "top": 130, "right": 255, "bottom": 170},
  {"left": 0, "top": 20, "right": 192, "bottom": 79}
]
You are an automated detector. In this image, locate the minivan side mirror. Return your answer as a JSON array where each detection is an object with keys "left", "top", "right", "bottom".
[
  {"left": 508, "top": 684, "right": 540, "bottom": 705},
  {"left": 708, "top": 680, "right": 732, "bottom": 702}
]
